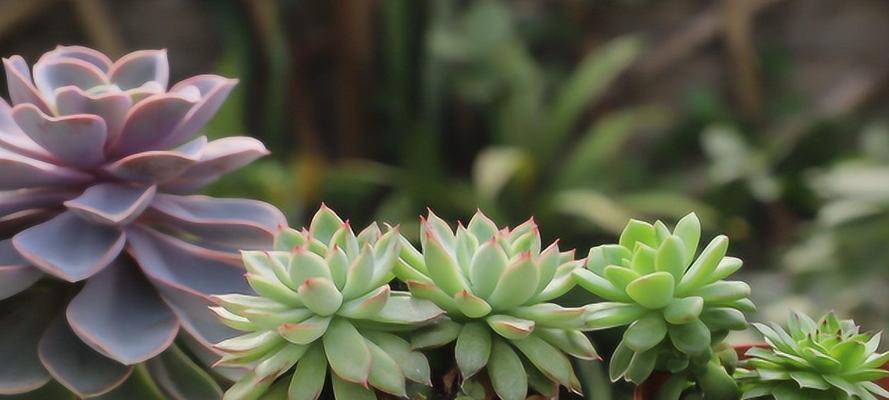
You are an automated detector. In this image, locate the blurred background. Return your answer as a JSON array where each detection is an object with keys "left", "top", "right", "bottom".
[{"left": 4, "top": 0, "right": 888, "bottom": 396}]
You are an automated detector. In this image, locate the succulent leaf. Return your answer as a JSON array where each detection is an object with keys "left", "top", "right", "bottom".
[
  {"left": 395, "top": 209, "right": 592, "bottom": 396},
  {"left": 576, "top": 213, "right": 752, "bottom": 388},
  {"left": 737, "top": 312, "right": 889, "bottom": 399},
  {"left": 216, "top": 207, "right": 439, "bottom": 399}
]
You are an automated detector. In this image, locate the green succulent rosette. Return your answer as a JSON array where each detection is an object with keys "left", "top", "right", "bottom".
[
  {"left": 736, "top": 312, "right": 889, "bottom": 400},
  {"left": 395, "top": 210, "right": 596, "bottom": 400},
  {"left": 212, "top": 206, "right": 445, "bottom": 400},
  {"left": 574, "top": 213, "right": 752, "bottom": 398}
]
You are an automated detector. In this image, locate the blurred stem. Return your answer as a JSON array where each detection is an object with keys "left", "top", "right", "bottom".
[
  {"left": 244, "top": 0, "right": 293, "bottom": 154},
  {"left": 71, "top": 0, "right": 123, "bottom": 57},
  {"left": 333, "top": 0, "right": 373, "bottom": 157},
  {"left": 722, "top": 0, "right": 762, "bottom": 122}
]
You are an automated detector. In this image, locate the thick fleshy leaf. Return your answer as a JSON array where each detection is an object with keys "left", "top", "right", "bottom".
[
  {"left": 126, "top": 228, "right": 251, "bottom": 344},
  {"left": 411, "top": 320, "right": 462, "bottom": 349},
  {"left": 67, "top": 259, "right": 179, "bottom": 364},
  {"left": 625, "top": 272, "right": 675, "bottom": 309},
  {"left": 146, "top": 344, "right": 222, "bottom": 400},
  {"left": 664, "top": 296, "right": 704, "bottom": 325},
  {"left": 109, "top": 50, "right": 169, "bottom": 90},
  {"left": 0, "top": 189, "right": 76, "bottom": 219},
  {"left": 624, "top": 348, "right": 658, "bottom": 385},
  {"left": 0, "top": 148, "right": 92, "bottom": 190},
  {"left": 222, "top": 371, "right": 271, "bottom": 400},
  {"left": 33, "top": 57, "right": 108, "bottom": 100},
  {"left": 456, "top": 322, "right": 492, "bottom": 379},
  {"left": 668, "top": 318, "right": 711, "bottom": 356},
  {"left": 339, "top": 245, "right": 374, "bottom": 300},
  {"left": 603, "top": 265, "right": 640, "bottom": 290},
  {"left": 619, "top": 219, "right": 658, "bottom": 249},
  {"left": 370, "top": 294, "right": 445, "bottom": 325},
  {"left": 423, "top": 232, "right": 468, "bottom": 296},
  {"left": 331, "top": 374, "right": 376, "bottom": 400},
  {"left": 288, "top": 344, "right": 327, "bottom": 400},
  {"left": 535, "top": 328, "right": 599, "bottom": 360},
  {"left": 337, "top": 286, "right": 389, "bottom": 319},
  {"left": 38, "top": 316, "right": 132, "bottom": 397},
  {"left": 690, "top": 281, "right": 751, "bottom": 303},
  {"left": 165, "top": 75, "right": 238, "bottom": 147},
  {"left": 677, "top": 235, "right": 728, "bottom": 294},
  {"left": 454, "top": 290, "right": 492, "bottom": 318},
  {"left": 103, "top": 136, "right": 206, "bottom": 183},
  {"left": 110, "top": 95, "right": 195, "bottom": 156},
  {"left": 512, "top": 334, "right": 574, "bottom": 388},
  {"left": 0, "top": 99, "right": 53, "bottom": 161},
  {"left": 656, "top": 235, "right": 688, "bottom": 281},
  {"left": 585, "top": 302, "right": 649, "bottom": 330},
  {"left": 253, "top": 344, "right": 307, "bottom": 381},
  {"left": 162, "top": 137, "right": 268, "bottom": 190},
  {"left": 48, "top": 46, "right": 112, "bottom": 72},
  {"left": 488, "top": 339, "right": 527, "bottom": 400},
  {"left": 510, "top": 303, "right": 586, "bottom": 330},
  {"left": 2, "top": 56, "right": 51, "bottom": 112},
  {"left": 298, "top": 278, "right": 343, "bottom": 316},
  {"left": 12, "top": 103, "right": 107, "bottom": 168},
  {"left": 0, "top": 240, "right": 41, "bottom": 300},
  {"left": 54, "top": 86, "right": 132, "bottom": 145},
  {"left": 14, "top": 212, "right": 125, "bottom": 282},
  {"left": 365, "top": 339, "right": 406, "bottom": 396},
  {"left": 572, "top": 269, "right": 632, "bottom": 302},
  {"left": 65, "top": 183, "right": 156, "bottom": 226},
  {"left": 487, "top": 315, "right": 535, "bottom": 340},
  {"left": 364, "top": 331, "right": 431, "bottom": 385},
  {"left": 278, "top": 316, "right": 331, "bottom": 345},
  {"left": 673, "top": 213, "right": 701, "bottom": 261},
  {"left": 487, "top": 253, "right": 539, "bottom": 310},
  {"left": 147, "top": 194, "right": 284, "bottom": 248},
  {"left": 323, "top": 318, "right": 371, "bottom": 384},
  {"left": 0, "top": 290, "right": 53, "bottom": 394},
  {"left": 623, "top": 313, "right": 667, "bottom": 352}
]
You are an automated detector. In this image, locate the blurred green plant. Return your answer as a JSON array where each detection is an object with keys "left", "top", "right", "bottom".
[{"left": 322, "top": 0, "right": 713, "bottom": 241}]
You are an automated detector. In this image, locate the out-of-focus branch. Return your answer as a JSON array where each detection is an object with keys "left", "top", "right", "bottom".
[
  {"left": 723, "top": 0, "right": 762, "bottom": 121},
  {"left": 0, "top": 0, "right": 58, "bottom": 39},
  {"left": 635, "top": 0, "right": 782, "bottom": 81},
  {"left": 70, "top": 0, "right": 123, "bottom": 57},
  {"left": 333, "top": 0, "right": 373, "bottom": 157}
]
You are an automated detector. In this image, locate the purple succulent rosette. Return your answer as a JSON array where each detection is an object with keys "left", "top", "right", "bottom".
[{"left": 0, "top": 46, "right": 285, "bottom": 397}]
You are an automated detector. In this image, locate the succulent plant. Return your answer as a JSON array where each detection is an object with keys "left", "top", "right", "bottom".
[
  {"left": 575, "top": 213, "right": 752, "bottom": 399},
  {"left": 212, "top": 206, "right": 445, "bottom": 400},
  {"left": 394, "top": 210, "right": 596, "bottom": 400},
  {"left": 0, "top": 45, "right": 285, "bottom": 397},
  {"left": 736, "top": 312, "right": 889, "bottom": 400}
]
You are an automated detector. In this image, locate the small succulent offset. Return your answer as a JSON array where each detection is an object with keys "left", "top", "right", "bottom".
[
  {"left": 736, "top": 312, "right": 889, "bottom": 400},
  {"left": 395, "top": 210, "right": 596, "bottom": 400},
  {"left": 575, "top": 213, "right": 753, "bottom": 399},
  {"left": 213, "top": 206, "right": 446, "bottom": 400},
  {"left": 0, "top": 46, "right": 284, "bottom": 397}
]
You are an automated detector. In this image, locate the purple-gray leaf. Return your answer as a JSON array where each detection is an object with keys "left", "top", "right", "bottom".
[
  {"left": 126, "top": 226, "right": 251, "bottom": 297},
  {"left": 0, "top": 98, "right": 55, "bottom": 162},
  {"left": 48, "top": 46, "right": 113, "bottom": 72},
  {"left": 38, "top": 316, "right": 132, "bottom": 397},
  {"left": 13, "top": 103, "right": 108, "bottom": 168},
  {"left": 66, "top": 258, "right": 179, "bottom": 365},
  {"left": 146, "top": 344, "right": 223, "bottom": 400},
  {"left": 0, "top": 239, "right": 42, "bottom": 300},
  {"left": 2, "top": 56, "right": 51, "bottom": 112},
  {"left": 0, "top": 188, "right": 76, "bottom": 218},
  {"left": 0, "top": 148, "right": 92, "bottom": 190},
  {"left": 0, "top": 289, "right": 54, "bottom": 395},
  {"left": 162, "top": 137, "right": 268, "bottom": 190},
  {"left": 64, "top": 183, "right": 156, "bottom": 226},
  {"left": 54, "top": 86, "right": 132, "bottom": 145},
  {"left": 33, "top": 57, "right": 108, "bottom": 100},
  {"left": 103, "top": 136, "right": 206, "bottom": 183},
  {"left": 13, "top": 212, "right": 125, "bottom": 282},
  {"left": 108, "top": 50, "right": 169, "bottom": 90},
  {"left": 163, "top": 75, "right": 237, "bottom": 147},
  {"left": 146, "top": 194, "right": 285, "bottom": 248},
  {"left": 109, "top": 95, "right": 195, "bottom": 157}
]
